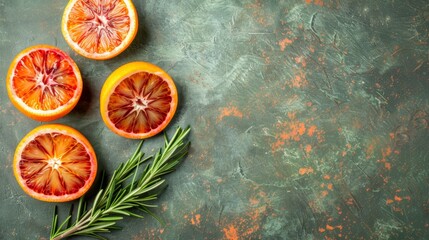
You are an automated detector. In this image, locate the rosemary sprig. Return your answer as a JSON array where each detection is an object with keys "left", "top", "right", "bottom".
[{"left": 49, "top": 127, "right": 191, "bottom": 240}]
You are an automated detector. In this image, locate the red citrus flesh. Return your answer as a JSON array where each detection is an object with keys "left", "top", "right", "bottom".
[
  {"left": 62, "top": 0, "right": 137, "bottom": 59},
  {"left": 14, "top": 124, "right": 97, "bottom": 202},
  {"left": 100, "top": 62, "right": 178, "bottom": 139},
  {"left": 7, "top": 45, "right": 82, "bottom": 121},
  {"left": 108, "top": 72, "right": 174, "bottom": 134}
]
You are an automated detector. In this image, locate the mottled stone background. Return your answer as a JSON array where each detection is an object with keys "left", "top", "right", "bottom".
[{"left": 0, "top": 0, "right": 428, "bottom": 239}]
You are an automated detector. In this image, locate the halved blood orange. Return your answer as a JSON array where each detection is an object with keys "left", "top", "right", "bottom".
[
  {"left": 6, "top": 45, "right": 82, "bottom": 122},
  {"left": 61, "top": 0, "right": 138, "bottom": 60},
  {"left": 100, "top": 62, "right": 178, "bottom": 139},
  {"left": 13, "top": 124, "right": 97, "bottom": 202}
]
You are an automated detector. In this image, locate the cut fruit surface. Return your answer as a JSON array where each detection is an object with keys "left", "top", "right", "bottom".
[
  {"left": 62, "top": 0, "right": 138, "bottom": 60},
  {"left": 13, "top": 124, "right": 97, "bottom": 202},
  {"left": 6, "top": 45, "right": 82, "bottom": 122},
  {"left": 100, "top": 62, "right": 178, "bottom": 139}
]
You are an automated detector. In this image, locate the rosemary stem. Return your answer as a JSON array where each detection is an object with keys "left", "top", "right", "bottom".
[{"left": 51, "top": 213, "right": 92, "bottom": 240}]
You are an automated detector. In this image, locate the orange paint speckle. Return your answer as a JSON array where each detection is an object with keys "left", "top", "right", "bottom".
[
  {"left": 222, "top": 206, "right": 265, "bottom": 239},
  {"left": 271, "top": 139, "right": 285, "bottom": 152},
  {"left": 323, "top": 175, "right": 331, "bottom": 180},
  {"left": 289, "top": 71, "right": 308, "bottom": 88},
  {"left": 316, "top": 130, "right": 325, "bottom": 143},
  {"left": 305, "top": 144, "right": 312, "bottom": 154},
  {"left": 325, "top": 224, "right": 342, "bottom": 231},
  {"left": 273, "top": 117, "right": 306, "bottom": 148},
  {"left": 305, "top": 0, "right": 324, "bottom": 6},
  {"left": 386, "top": 199, "right": 394, "bottom": 204},
  {"left": 223, "top": 225, "right": 239, "bottom": 240},
  {"left": 190, "top": 214, "right": 201, "bottom": 226},
  {"left": 298, "top": 122, "right": 306, "bottom": 135},
  {"left": 294, "top": 56, "right": 307, "bottom": 67},
  {"left": 393, "top": 206, "right": 402, "bottom": 212},
  {"left": 326, "top": 224, "right": 335, "bottom": 231},
  {"left": 279, "top": 38, "right": 293, "bottom": 51},
  {"left": 217, "top": 105, "right": 244, "bottom": 123},
  {"left": 378, "top": 147, "right": 393, "bottom": 170},
  {"left": 319, "top": 227, "right": 326, "bottom": 233},
  {"left": 271, "top": 114, "right": 322, "bottom": 153},
  {"left": 384, "top": 162, "right": 391, "bottom": 170},
  {"left": 394, "top": 195, "right": 402, "bottom": 202},
  {"left": 299, "top": 167, "right": 314, "bottom": 175},
  {"left": 262, "top": 51, "right": 271, "bottom": 64},
  {"left": 307, "top": 125, "right": 317, "bottom": 137},
  {"left": 382, "top": 147, "right": 392, "bottom": 157},
  {"left": 280, "top": 132, "right": 289, "bottom": 140},
  {"left": 327, "top": 183, "right": 333, "bottom": 190},
  {"left": 249, "top": 197, "right": 260, "bottom": 206},
  {"left": 246, "top": 0, "right": 271, "bottom": 27},
  {"left": 366, "top": 144, "right": 375, "bottom": 159},
  {"left": 382, "top": 174, "right": 390, "bottom": 184},
  {"left": 321, "top": 190, "right": 329, "bottom": 197}
]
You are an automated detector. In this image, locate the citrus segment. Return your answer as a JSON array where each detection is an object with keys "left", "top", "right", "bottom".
[
  {"left": 100, "top": 62, "right": 178, "bottom": 139},
  {"left": 13, "top": 124, "right": 97, "bottom": 202},
  {"left": 62, "top": 0, "right": 138, "bottom": 60},
  {"left": 6, "top": 45, "right": 82, "bottom": 121}
]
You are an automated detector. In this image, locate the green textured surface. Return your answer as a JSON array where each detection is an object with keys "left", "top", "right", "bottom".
[{"left": 1, "top": 0, "right": 428, "bottom": 239}]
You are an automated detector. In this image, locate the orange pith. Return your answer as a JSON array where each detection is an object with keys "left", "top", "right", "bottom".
[
  {"left": 13, "top": 124, "right": 97, "bottom": 202},
  {"left": 100, "top": 62, "right": 178, "bottom": 139},
  {"left": 62, "top": 0, "right": 138, "bottom": 60},
  {"left": 6, "top": 45, "right": 82, "bottom": 122}
]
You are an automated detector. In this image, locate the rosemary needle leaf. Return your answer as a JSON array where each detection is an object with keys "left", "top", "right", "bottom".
[
  {"left": 50, "top": 206, "right": 58, "bottom": 236},
  {"left": 57, "top": 215, "right": 72, "bottom": 233},
  {"left": 66, "top": 204, "right": 74, "bottom": 228},
  {"left": 105, "top": 178, "right": 116, "bottom": 208},
  {"left": 75, "top": 197, "right": 84, "bottom": 223},
  {"left": 137, "top": 179, "right": 165, "bottom": 195},
  {"left": 109, "top": 209, "right": 132, "bottom": 216},
  {"left": 91, "top": 190, "right": 104, "bottom": 215},
  {"left": 139, "top": 206, "right": 165, "bottom": 226},
  {"left": 98, "top": 216, "right": 124, "bottom": 222},
  {"left": 125, "top": 211, "right": 145, "bottom": 218}
]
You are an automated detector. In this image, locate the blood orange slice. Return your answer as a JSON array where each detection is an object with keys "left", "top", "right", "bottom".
[
  {"left": 6, "top": 45, "right": 82, "bottom": 122},
  {"left": 62, "top": 0, "right": 138, "bottom": 60},
  {"left": 13, "top": 124, "right": 97, "bottom": 202},
  {"left": 100, "top": 62, "right": 178, "bottom": 139}
]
